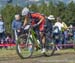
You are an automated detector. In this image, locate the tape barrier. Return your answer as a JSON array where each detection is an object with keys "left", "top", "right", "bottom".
[
  {"left": 0, "top": 44, "right": 16, "bottom": 47},
  {"left": 0, "top": 44, "right": 33, "bottom": 47},
  {"left": 57, "top": 44, "right": 75, "bottom": 47},
  {"left": 0, "top": 43, "right": 75, "bottom": 47}
]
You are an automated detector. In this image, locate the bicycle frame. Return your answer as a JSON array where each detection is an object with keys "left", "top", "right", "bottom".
[{"left": 28, "top": 27, "right": 40, "bottom": 48}]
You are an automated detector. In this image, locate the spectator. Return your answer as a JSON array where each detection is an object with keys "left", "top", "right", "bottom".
[
  {"left": 5, "top": 33, "right": 15, "bottom": 49},
  {"left": 12, "top": 14, "right": 22, "bottom": 41},
  {"left": 61, "top": 22, "right": 68, "bottom": 45},
  {"left": 5, "top": 33, "right": 15, "bottom": 44},
  {"left": 73, "top": 25, "right": 75, "bottom": 44},
  {"left": 54, "top": 17, "right": 63, "bottom": 31},
  {"left": 45, "top": 15, "right": 55, "bottom": 49},
  {"left": 0, "top": 14, "right": 5, "bottom": 45},
  {"left": 45, "top": 15, "right": 54, "bottom": 39},
  {"left": 46, "top": 15, "right": 55, "bottom": 34},
  {"left": 53, "top": 17, "right": 63, "bottom": 50},
  {"left": 69, "top": 24, "right": 74, "bottom": 41}
]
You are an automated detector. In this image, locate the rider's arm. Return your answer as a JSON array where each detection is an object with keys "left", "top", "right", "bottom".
[
  {"left": 37, "top": 17, "right": 44, "bottom": 25},
  {"left": 36, "top": 14, "right": 44, "bottom": 25},
  {"left": 31, "top": 13, "right": 44, "bottom": 25}
]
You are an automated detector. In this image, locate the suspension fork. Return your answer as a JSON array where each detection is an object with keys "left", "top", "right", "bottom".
[{"left": 30, "top": 29, "right": 40, "bottom": 47}]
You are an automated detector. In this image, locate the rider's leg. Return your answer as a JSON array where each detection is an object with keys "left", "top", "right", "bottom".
[
  {"left": 39, "top": 20, "right": 46, "bottom": 53},
  {"left": 34, "top": 30, "right": 41, "bottom": 50},
  {"left": 39, "top": 32, "right": 46, "bottom": 53}
]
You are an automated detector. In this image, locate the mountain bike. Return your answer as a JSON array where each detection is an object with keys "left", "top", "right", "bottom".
[{"left": 16, "top": 25, "right": 56, "bottom": 59}]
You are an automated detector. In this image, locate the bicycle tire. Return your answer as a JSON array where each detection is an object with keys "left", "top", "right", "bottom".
[
  {"left": 16, "top": 34, "right": 34, "bottom": 59},
  {"left": 44, "top": 42, "right": 56, "bottom": 56}
]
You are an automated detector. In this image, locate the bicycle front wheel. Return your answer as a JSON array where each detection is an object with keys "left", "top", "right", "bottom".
[{"left": 16, "top": 34, "right": 34, "bottom": 59}]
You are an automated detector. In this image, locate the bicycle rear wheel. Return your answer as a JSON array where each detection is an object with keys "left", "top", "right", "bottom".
[
  {"left": 16, "top": 34, "right": 34, "bottom": 59},
  {"left": 44, "top": 41, "right": 56, "bottom": 56}
]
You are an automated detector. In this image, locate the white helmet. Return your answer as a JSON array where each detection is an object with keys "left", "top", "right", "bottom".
[
  {"left": 22, "top": 7, "right": 29, "bottom": 16},
  {"left": 48, "top": 15, "right": 55, "bottom": 20}
]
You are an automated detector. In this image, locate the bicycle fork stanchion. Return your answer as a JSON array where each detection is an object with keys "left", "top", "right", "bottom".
[
  {"left": 28, "top": 34, "right": 33, "bottom": 52},
  {"left": 31, "top": 29, "right": 40, "bottom": 48}
]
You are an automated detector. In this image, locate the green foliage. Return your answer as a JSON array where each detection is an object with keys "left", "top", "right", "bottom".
[
  {"left": 1, "top": 1, "right": 75, "bottom": 34},
  {"left": 1, "top": 4, "right": 22, "bottom": 33}
]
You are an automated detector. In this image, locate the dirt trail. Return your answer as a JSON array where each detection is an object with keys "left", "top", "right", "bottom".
[{"left": 0, "top": 49, "right": 75, "bottom": 63}]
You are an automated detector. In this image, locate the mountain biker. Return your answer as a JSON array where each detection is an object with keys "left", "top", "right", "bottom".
[{"left": 22, "top": 7, "right": 46, "bottom": 53}]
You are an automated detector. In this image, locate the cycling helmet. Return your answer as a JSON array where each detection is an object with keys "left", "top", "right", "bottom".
[
  {"left": 48, "top": 15, "right": 55, "bottom": 20},
  {"left": 22, "top": 7, "right": 29, "bottom": 16}
]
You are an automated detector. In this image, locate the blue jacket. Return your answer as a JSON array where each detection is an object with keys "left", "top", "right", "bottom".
[
  {"left": 12, "top": 20, "right": 22, "bottom": 30},
  {"left": 0, "top": 20, "right": 5, "bottom": 33}
]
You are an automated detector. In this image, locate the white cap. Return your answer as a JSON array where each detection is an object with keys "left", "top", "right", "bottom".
[
  {"left": 22, "top": 7, "right": 29, "bottom": 16},
  {"left": 48, "top": 15, "right": 55, "bottom": 20}
]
